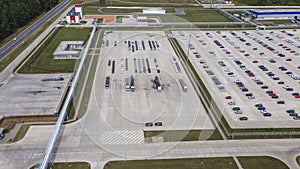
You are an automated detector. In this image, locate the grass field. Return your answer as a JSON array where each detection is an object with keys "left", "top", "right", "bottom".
[
  {"left": 86, "top": 0, "right": 198, "bottom": 7},
  {"left": 83, "top": 7, "right": 101, "bottom": 15},
  {"left": 104, "top": 158, "right": 238, "bottom": 169},
  {"left": 238, "top": 156, "right": 289, "bottom": 169},
  {"left": 30, "top": 162, "right": 90, "bottom": 169},
  {"left": 144, "top": 130, "right": 222, "bottom": 142},
  {"left": 104, "top": 156, "right": 288, "bottom": 169},
  {"left": 256, "top": 20, "right": 293, "bottom": 25},
  {"left": 177, "top": 10, "right": 233, "bottom": 22},
  {"left": 0, "top": 116, "right": 57, "bottom": 133},
  {"left": 17, "top": 28, "right": 91, "bottom": 74}
]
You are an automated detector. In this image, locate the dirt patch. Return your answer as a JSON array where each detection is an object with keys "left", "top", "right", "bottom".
[{"left": 84, "top": 15, "right": 116, "bottom": 23}]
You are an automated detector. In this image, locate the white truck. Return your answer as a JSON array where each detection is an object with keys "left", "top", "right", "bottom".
[{"left": 179, "top": 79, "right": 187, "bottom": 92}]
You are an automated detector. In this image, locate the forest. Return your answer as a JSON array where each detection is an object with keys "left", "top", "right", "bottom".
[{"left": 0, "top": 0, "right": 59, "bottom": 42}]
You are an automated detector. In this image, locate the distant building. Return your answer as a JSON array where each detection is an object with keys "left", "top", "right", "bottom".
[
  {"left": 143, "top": 8, "right": 165, "bottom": 14},
  {"left": 53, "top": 41, "right": 84, "bottom": 59},
  {"left": 248, "top": 10, "right": 300, "bottom": 20},
  {"left": 137, "top": 15, "right": 148, "bottom": 24},
  {"left": 66, "top": 2, "right": 83, "bottom": 23}
]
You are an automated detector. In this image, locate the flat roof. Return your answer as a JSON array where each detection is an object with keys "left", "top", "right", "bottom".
[
  {"left": 53, "top": 41, "right": 84, "bottom": 55},
  {"left": 249, "top": 10, "right": 300, "bottom": 15}
]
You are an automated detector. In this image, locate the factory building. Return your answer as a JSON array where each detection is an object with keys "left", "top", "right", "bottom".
[
  {"left": 53, "top": 41, "right": 84, "bottom": 59},
  {"left": 66, "top": 2, "right": 83, "bottom": 23},
  {"left": 248, "top": 10, "right": 300, "bottom": 21}
]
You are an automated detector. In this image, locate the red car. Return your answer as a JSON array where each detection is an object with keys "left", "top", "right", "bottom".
[
  {"left": 237, "top": 83, "right": 244, "bottom": 87},
  {"left": 248, "top": 73, "right": 255, "bottom": 77},
  {"left": 295, "top": 95, "right": 300, "bottom": 98},
  {"left": 225, "top": 96, "right": 232, "bottom": 99},
  {"left": 286, "top": 58, "right": 292, "bottom": 61},
  {"left": 269, "top": 93, "right": 276, "bottom": 96}
]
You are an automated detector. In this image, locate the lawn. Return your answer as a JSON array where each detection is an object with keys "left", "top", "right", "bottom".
[
  {"left": 103, "top": 156, "right": 289, "bottom": 169},
  {"left": 238, "top": 156, "right": 289, "bottom": 169},
  {"left": 256, "top": 20, "right": 293, "bottom": 25},
  {"left": 82, "top": 7, "right": 101, "bottom": 15},
  {"left": 17, "top": 27, "right": 91, "bottom": 74},
  {"left": 177, "top": 10, "right": 233, "bottom": 22},
  {"left": 0, "top": 115, "right": 57, "bottom": 133},
  {"left": 86, "top": 0, "right": 198, "bottom": 7},
  {"left": 31, "top": 162, "right": 90, "bottom": 169},
  {"left": 104, "top": 158, "right": 238, "bottom": 169}
]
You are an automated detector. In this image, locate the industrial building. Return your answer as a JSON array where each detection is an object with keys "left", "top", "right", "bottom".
[
  {"left": 143, "top": 8, "right": 166, "bottom": 14},
  {"left": 53, "top": 41, "right": 84, "bottom": 59},
  {"left": 248, "top": 10, "right": 300, "bottom": 20},
  {"left": 66, "top": 2, "right": 83, "bottom": 23}
]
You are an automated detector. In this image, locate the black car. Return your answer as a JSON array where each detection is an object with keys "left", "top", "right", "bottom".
[
  {"left": 154, "top": 122, "right": 163, "bottom": 126},
  {"left": 239, "top": 117, "right": 248, "bottom": 121},
  {"left": 292, "top": 92, "right": 299, "bottom": 96},
  {"left": 232, "top": 107, "right": 241, "bottom": 111},
  {"left": 277, "top": 101, "right": 285, "bottom": 104},
  {"left": 255, "top": 103, "right": 263, "bottom": 107},
  {"left": 261, "top": 85, "right": 268, "bottom": 89},
  {"left": 245, "top": 93, "right": 253, "bottom": 96},
  {"left": 263, "top": 113, "right": 272, "bottom": 117},
  {"left": 241, "top": 88, "right": 249, "bottom": 92},
  {"left": 271, "top": 95, "right": 279, "bottom": 99},
  {"left": 287, "top": 110, "right": 295, "bottom": 113},
  {"left": 266, "top": 90, "right": 273, "bottom": 94},
  {"left": 145, "top": 122, "right": 153, "bottom": 127},
  {"left": 278, "top": 81, "right": 285, "bottom": 84}
]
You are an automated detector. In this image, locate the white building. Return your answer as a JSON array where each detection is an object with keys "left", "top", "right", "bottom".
[
  {"left": 74, "top": 2, "right": 83, "bottom": 18},
  {"left": 66, "top": 2, "right": 83, "bottom": 23},
  {"left": 53, "top": 41, "right": 84, "bottom": 59},
  {"left": 143, "top": 8, "right": 166, "bottom": 14}
]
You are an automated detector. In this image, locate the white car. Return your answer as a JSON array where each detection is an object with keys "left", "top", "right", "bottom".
[{"left": 228, "top": 101, "right": 236, "bottom": 105}]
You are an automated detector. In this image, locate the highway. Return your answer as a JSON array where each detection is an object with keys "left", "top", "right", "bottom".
[{"left": 0, "top": 0, "right": 73, "bottom": 60}]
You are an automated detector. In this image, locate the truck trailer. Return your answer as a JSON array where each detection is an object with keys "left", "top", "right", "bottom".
[{"left": 179, "top": 79, "right": 187, "bottom": 92}]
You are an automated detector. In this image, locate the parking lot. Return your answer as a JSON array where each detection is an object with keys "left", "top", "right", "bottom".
[
  {"left": 0, "top": 74, "right": 71, "bottom": 116},
  {"left": 84, "top": 30, "right": 215, "bottom": 133},
  {"left": 175, "top": 29, "right": 300, "bottom": 129}
]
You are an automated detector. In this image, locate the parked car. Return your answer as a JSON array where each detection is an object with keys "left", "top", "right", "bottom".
[
  {"left": 225, "top": 96, "right": 232, "bottom": 99},
  {"left": 145, "top": 122, "right": 153, "bottom": 127},
  {"left": 154, "top": 122, "right": 163, "bottom": 126},
  {"left": 239, "top": 117, "right": 248, "bottom": 121},
  {"left": 228, "top": 101, "right": 236, "bottom": 105}
]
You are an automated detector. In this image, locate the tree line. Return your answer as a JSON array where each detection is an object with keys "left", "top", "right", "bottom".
[{"left": 0, "top": 0, "right": 59, "bottom": 42}]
